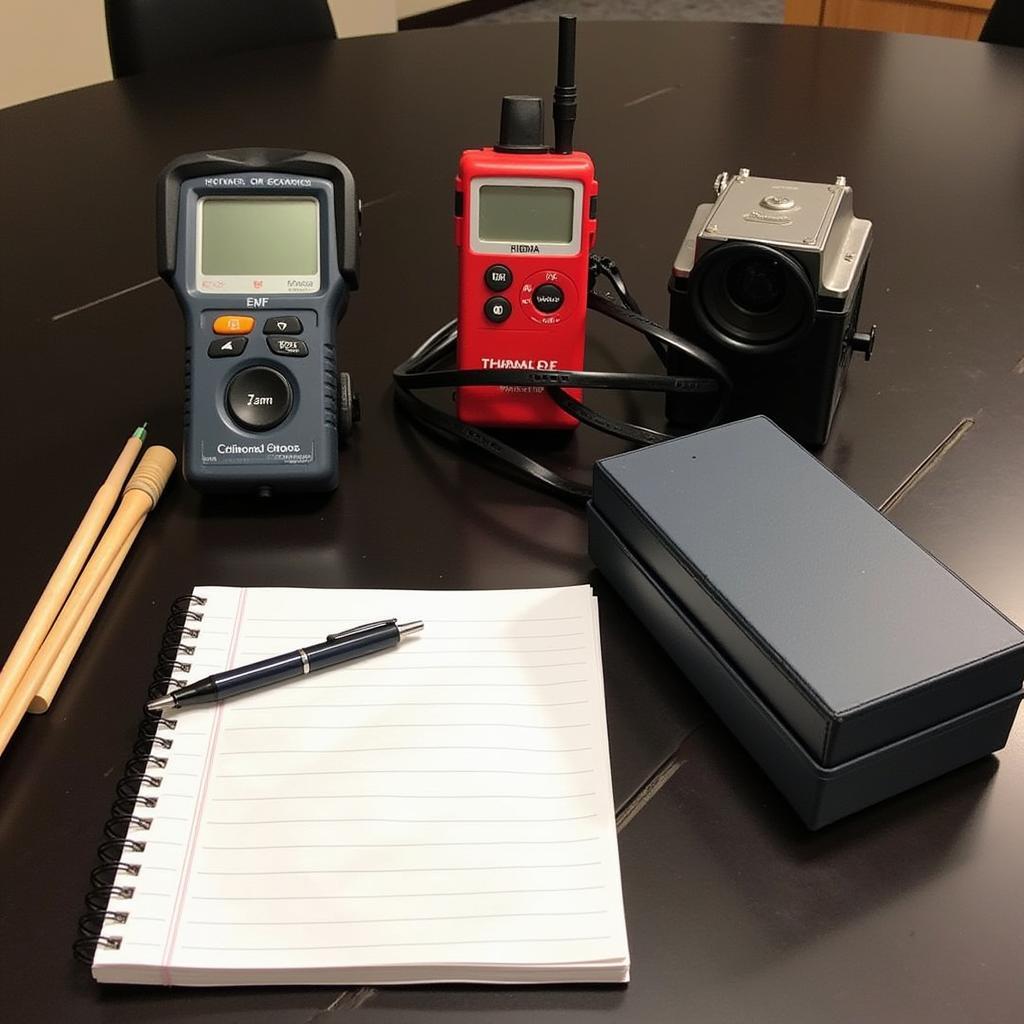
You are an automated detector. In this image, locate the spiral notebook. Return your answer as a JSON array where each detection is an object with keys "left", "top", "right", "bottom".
[{"left": 81, "top": 585, "right": 629, "bottom": 985}]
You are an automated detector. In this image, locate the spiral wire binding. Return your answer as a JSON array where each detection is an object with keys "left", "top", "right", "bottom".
[{"left": 73, "top": 595, "right": 207, "bottom": 964}]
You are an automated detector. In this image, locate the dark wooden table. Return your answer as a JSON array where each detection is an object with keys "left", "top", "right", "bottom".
[{"left": 2, "top": 20, "right": 1023, "bottom": 1024}]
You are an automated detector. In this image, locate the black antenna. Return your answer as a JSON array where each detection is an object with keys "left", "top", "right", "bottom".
[{"left": 552, "top": 15, "right": 577, "bottom": 155}]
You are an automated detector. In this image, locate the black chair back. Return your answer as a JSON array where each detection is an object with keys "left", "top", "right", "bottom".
[
  {"left": 106, "top": 0, "right": 336, "bottom": 77},
  {"left": 980, "top": 0, "right": 1024, "bottom": 46}
]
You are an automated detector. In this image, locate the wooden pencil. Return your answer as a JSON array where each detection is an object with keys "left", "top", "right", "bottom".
[
  {"left": 0, "top": 425, "right": 146, "bottom": 722},
  {"left": 0, "top": 446, "right": 176, "bottom": 756},
  {"left": 28, "top": 519, "right": 145, "bottom": 714}
]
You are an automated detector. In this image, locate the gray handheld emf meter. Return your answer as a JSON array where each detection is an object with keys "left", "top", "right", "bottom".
[{"left": 157, "top": 149, "right": 360, "bottom": 495}]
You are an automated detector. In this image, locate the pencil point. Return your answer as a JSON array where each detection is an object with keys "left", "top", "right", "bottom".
[{"left": 134, "top": 423, "right": 148, "bottom": 441}]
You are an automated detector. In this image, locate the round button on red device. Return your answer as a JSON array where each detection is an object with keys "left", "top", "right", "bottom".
[
  {"left": 484, "top": 264, "right": 513, "bottom": 291},
  {"left": 483, "top": 296, "right": 512, "bottom": 323},
  {"left": 531, "top": 283, "right": 564, "bottom": 312}
]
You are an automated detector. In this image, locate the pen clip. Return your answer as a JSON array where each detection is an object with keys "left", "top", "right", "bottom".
[{"left": 325, "top": 619, "right": 396, "bottom": 642}]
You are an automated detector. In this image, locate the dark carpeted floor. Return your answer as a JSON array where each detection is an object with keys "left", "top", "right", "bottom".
[{"left": 468, "top": 0, "right": 784, "bottom": 25}]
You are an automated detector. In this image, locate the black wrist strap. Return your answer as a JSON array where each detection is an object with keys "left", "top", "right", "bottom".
[{"left": 392, "top": 256, "right": 732, "bottom": 504}]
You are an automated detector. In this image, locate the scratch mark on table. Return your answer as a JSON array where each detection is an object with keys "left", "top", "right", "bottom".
[
  {"left": 878, "top": 416, "right": 977, "bottom": 515},
  {"left": 363, "top": 190, "right": 410, "bottom": 210},
  {"left": 51, "top": 277, "right": 160, "bottom": 321},
  {"left": 616, "top": 727, "right": 701, "bottom": 833},
  {"left": 623, "top": 85, "right": 678, "bottom": 108},
  {"left": 306, "top": 986, "right": 375, "bottom": 1019}
]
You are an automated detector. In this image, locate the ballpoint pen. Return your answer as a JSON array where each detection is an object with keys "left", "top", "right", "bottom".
[{"left": 146, "top": 618, "right": 423, "bottom": 712}]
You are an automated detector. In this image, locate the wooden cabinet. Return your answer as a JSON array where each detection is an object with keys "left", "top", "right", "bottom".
[{"left": 784, "top": 0, "right": 992, "bottom": 39}]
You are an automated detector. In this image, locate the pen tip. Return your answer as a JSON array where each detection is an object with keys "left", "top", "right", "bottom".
[
  {"left": 133, "top": 423, "right": 148, "bottom": 441},
  {"left": 397, "top": 621, "right": 424, "bottom": 636},
  {"left": 147, "top": 694, "right": 175, "bottom": 712}
]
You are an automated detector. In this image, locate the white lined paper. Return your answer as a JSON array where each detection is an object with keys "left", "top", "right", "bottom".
[{"left": 93, "top": 586, "right": 629, "bottom": 986}]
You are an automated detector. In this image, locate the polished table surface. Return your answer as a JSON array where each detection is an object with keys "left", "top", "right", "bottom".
[{"left": 2, "top": 19, "right": 1024, "bottom": 1024}]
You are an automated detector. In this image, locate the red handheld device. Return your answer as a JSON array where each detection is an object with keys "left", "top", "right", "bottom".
[{"left": 455, "top": 17, "right": 598, "bottom": 429}]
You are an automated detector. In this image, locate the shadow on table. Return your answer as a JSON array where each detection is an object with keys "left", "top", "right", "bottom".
[
  {"left": 663, "top": 710, "right": 999, "bottom": 949},
  {"left": 193, "top": 493, "right": 334, "bottom": 518}
]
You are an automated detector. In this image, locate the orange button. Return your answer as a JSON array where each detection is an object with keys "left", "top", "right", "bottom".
[{"left": 213, "top": 315, "right": 255, "bottom": 335}]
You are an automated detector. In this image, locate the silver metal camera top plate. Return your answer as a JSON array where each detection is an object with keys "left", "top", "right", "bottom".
[
  {"left": 672, "top": 171, "right": 872, "bottom": 301},
  {"left": 701, "top": 175, "right": 843, "bottom": 250}
]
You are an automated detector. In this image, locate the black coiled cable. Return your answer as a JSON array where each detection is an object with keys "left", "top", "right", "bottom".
[{"left": 393, "top": 255, "right": 731, "bottom": 504}]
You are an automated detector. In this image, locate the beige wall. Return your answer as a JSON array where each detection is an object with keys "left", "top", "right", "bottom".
[
  {"left": 0, "top": 0, "right": 402, "bottom": 110},
  {"left": 332, "top": 1, "right": 398, "bottom": 37},
  {"left": 1, "top": 0, "right": 111, "bottom": 109},
  {"left": 397, "top": 0, "right": 455, "bottom": 16}
]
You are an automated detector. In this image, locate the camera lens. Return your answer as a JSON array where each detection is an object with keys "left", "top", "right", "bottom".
[
  {"left": 691, "top": 242, "right": 815, "bottom": 350},
  {"left": 725, "top": 257, "right": 786, "bottom": 315}
]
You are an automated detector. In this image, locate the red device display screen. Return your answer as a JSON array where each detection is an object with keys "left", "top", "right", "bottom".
[{"left": 477, "top": 184, "right": 575, "bottom": 243}]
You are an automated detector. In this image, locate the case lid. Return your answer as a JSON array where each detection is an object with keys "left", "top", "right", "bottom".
[{"left": 593, "top": 417, "right": 1024, "bottom": 766}]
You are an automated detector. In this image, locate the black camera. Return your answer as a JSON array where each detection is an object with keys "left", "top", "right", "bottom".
[{"left": 666, "top": 169, "right": 876, "bottom": 446}]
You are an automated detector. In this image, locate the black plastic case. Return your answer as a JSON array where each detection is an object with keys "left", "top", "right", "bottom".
[{"left": 589, "top": 416, "right": 1024, "bottom": 828}]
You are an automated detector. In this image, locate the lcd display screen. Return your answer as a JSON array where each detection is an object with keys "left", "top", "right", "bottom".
[
  {"left": 477, "top": 185, "right": 575, "bottom": 243},
  {"left": 199, "top": 198, "right": 319, "bottom": 276}
]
